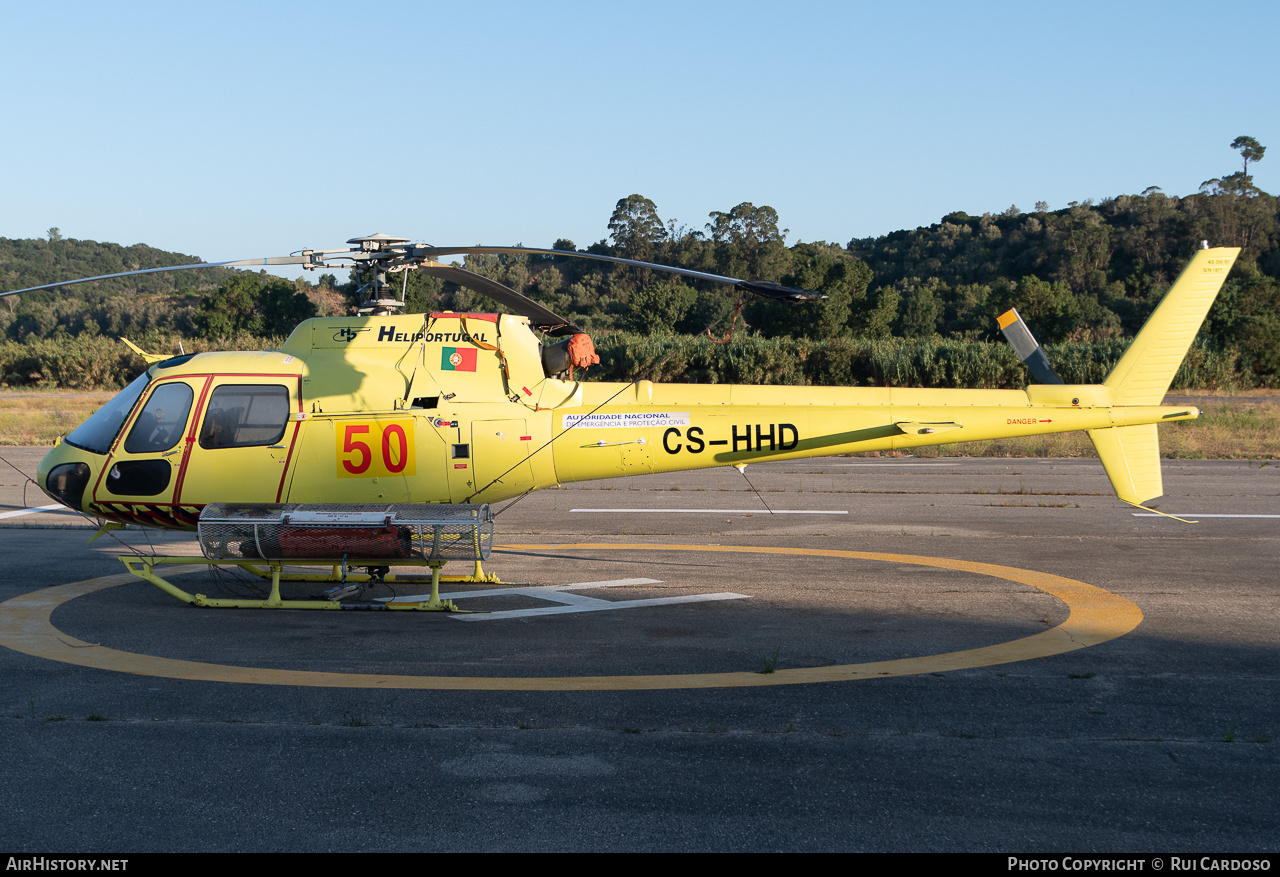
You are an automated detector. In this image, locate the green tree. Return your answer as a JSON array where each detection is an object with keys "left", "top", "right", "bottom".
[
  {"left": 990, "top": 276, "right": 1080, "bottom": 343},
  {"left": 535, "top": 266, "right": 563, "bottom": 297},
  {"left": 627, "top": 279, "right": 695, "bottom": 334},
  {"left": 895, "top": 279, "right": 943, "bottom": 338},
  {"left": 942, "top": 283, "right": 993, "bottom": 340},
  {"left": 749, "top": 243, "right": 872, "bottom": 339},
  {"left": 1207, "top": 275, "right": 1280, "bottom": 378},
  {"left": 260, "top": 278, "right": 317, "bottom": 336},
  {"left": 193, "top": 273, "right": 316, "bottom": 339},
  {"left": 1232, "top": 136, "right": 1266, "bottom": 177},
  {"left": 607, "top": 195, "right": 666, "bottom": 263},
  {"left": 862, "top": 286, "right": 900, "bottom": 338},
  {"left": 194, "top": 274, "right": 263, "bottom": 338},
  {"left": 1048, "top": 206, "right": 1113, "bottom": 294},
  {"left": 705, "top": 202, "right": 790, "bottom": 281},
  {"left": 1205, "top": 137, "right": 1267, "bottom": 196}
]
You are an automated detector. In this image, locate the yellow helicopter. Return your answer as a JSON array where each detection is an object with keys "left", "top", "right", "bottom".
[{"left": 9, "top": 234, "right": 1239, "bottom": 609}]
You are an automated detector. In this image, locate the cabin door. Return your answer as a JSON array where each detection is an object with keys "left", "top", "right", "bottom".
[
  {"left": 92, "top": 376, "right": 206, "bottom": 528},
  {"left": 176, "top": 379, "right": 300, "bottom": 507}
]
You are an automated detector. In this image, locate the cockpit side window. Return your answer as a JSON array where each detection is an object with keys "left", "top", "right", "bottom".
[
  {"left": 123, "top": 383, "right": 195, "bottom": 454},
  {"left": 64, "top": 372, "right": 152, "bottom": 455},
  {"left": 199, "top": 385, "right": 290, "bottom": 449}
]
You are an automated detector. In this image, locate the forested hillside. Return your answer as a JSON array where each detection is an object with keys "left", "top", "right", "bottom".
[{"left": 3, "top": 138, "right": 1276, "bottom": 390}]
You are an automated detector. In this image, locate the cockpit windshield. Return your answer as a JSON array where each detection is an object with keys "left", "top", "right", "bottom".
[{"left": 64, "top": 372, "right": 152, "bottom": 455}]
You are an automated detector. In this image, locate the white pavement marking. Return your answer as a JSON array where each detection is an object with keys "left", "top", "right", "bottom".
[
  {"left": 451, "top": 591, "right": 750, "bottom": 621},
  {"left": 382, "top": 577, "right": 750, "bottom": 621},
  {"left": 569, "top": 508, "right": 848, "bottom": 515},
  {"left": 0, "top": 503, "right": 67, "bottom": 520},
  {"left": 821, "top": 462, "right": 945, "bottom": 466},
  {"left": 1132, "top": 513, "right": 1280, "bottom": 518}
]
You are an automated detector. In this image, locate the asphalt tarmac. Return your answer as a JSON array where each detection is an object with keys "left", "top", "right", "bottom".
[{"left": 0, "top": 448, "right": 1276, "bottom": 852}]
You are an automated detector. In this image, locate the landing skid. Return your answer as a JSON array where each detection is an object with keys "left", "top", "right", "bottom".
[{"left": 120, "top": 555, "right": 501, "bottom": 611}]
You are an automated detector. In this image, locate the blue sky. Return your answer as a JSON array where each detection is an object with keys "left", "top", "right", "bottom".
[{"left": 3, "top": 1, "right": 1276, "bottom": 275}]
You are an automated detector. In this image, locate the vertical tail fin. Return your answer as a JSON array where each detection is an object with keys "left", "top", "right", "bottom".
[
  {"left": 1090, "top": 245, "right": 1238, "bottom": 510},
  {"left": 1104, "top": 246, "right": 1239, "bottom": 404}
]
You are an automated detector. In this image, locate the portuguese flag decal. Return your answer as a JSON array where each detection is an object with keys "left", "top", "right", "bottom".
[{"left": 441, "top": 347, "right": 478, "bottom": 372}]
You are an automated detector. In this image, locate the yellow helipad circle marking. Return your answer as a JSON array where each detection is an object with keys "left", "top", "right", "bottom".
[{"left": 0, "top": 544, "right": 1141, "bottom": 690}]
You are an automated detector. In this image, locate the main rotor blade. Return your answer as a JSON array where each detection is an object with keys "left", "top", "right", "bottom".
[
  {"left": 424, "top": 246, "right": 824, "bottom": 304},
  {"left": 418, "top": 264, "right": 580, "bottom": 336},
  {"left": 0, "top": 255, "right": 319, "bottom": 298}
]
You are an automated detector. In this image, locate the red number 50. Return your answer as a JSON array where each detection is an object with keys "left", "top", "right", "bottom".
[{"left": 339, "top": 422, "right": 415, "bottom": 477}]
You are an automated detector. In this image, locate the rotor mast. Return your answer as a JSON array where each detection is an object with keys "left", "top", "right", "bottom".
[{"left": 349, "top": 233, "right": 410, "bottom": 315}]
